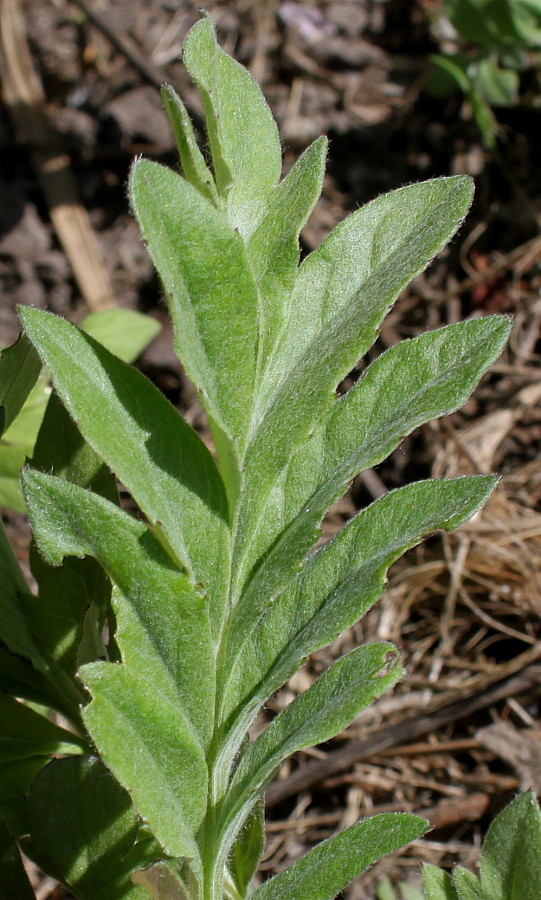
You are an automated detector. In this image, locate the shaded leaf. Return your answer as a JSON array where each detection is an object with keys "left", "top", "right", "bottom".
[
  {"left": 26, "top": 549, "right": 109, "bottom": 674},
  {"left": 25, "top": 756, "right": 146, "bottom": 900},
  {"left": 80, "top": 308, "right": 161, "bottom": 363},
  {"left": 0, "top": 647, "right": 69, "bottom": 717},
  {"left": 0, "top": 695, "right": 88, "bottom": 763},
  {"left": 29, "top": 382, "right": 117, "bottom": 674},
  {"left": 228, "top": 797, "right": 265, "bottom": 897},
  {"left": 231, "top": 177, "right": 476, "bottom": 602},
  {"left": 0, "top": 758, "right": 44, "bottom": 839},
  {"left": 0, "top": 334, "right": 41, "bottom": 438},
  {"left": 0, "top": 814, "right": 36, "bottom": 900},
  {"left": 0, "top": 518, "right": 53, "bottom": 676}
]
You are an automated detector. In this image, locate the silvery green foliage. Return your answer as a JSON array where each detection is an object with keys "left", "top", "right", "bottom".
[
  {"left": 422, "top": 792, "right": 541, "bottom": 900},
  {"left": 0, "top": 13, "right": 511, "bottom": 900}
]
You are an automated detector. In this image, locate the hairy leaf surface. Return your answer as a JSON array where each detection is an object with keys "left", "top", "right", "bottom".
[
  {"left": 252, "top": 813, "right": 428, "bottom": 900},
  {"left": 480, "top": 791, "right": 541, "bottom": 900},
  {"left": 222, "top": 474, "right": 498, "bottom": 738},
  {"left": 422, "top": 865, "right": 458, "bottom": 900},
  {"left": 20, "top": 306, "right": 229, "bottom": 622},
  {"left": 22, "top": 469, "right": 214, "bottom": 745},
  {"left": 224, "top": 643, "right": 402, "bottom": 831},
  {"left": 231, "top": 177, "right": 476, "bottom": 602},
  {"left": 233, "top": 316, "right": 510, "bottom": 619},
  {"left": 452, "top": 868, "right": 486, "bottom": 900},
  {"left": 248, "top": 136, "right": 327, "bottom": 370},
  {"left": 130, "top": 159, "right": 259, "bottom": 465},
  {"left": 182, "top": 14, "right": 281, "bottom": 236},
  {"left": 161, "top": 84, "right": 219, "bottom": 206},
  {"left": 8, "top": 15, "right": 513, "bottom": 900},
  {"left": 23, "top": 470, "right": 212, "bottom": 860}
]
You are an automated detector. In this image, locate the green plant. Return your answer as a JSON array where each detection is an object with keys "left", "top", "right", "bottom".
[
  {"left": 422, "top": 791, "right": 541, "bottom": 899},
  {"left": 0, "top": 308, "right": 160, "bottom": 512},
  {"left": 377, "top": 876, "right": 423, "bottom": 900},
  {"left": 427, "top": 0, "right": 541, "bottom": 147},
  {"left": 0, "top": 13, "right": 512, "bottom": 900}
]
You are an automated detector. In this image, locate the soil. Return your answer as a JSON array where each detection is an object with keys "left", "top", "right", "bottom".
[{"left": 1, "top": 1, "right": 540, "bottom": 898}]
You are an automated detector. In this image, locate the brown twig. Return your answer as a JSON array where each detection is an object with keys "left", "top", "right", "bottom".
[
  {"left": 0, "top": 0, "right": 115, "bottom": 311},
  {"left": 70, "top": 0, "right": 173, "bottom": 92}
]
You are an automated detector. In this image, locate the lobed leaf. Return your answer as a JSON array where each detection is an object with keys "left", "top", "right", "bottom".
[
  {"left": 0, "top": 308, "right": 156, "bottom": 513},
  {"left": 231, "top": 177, "right": 476, "bottom": 601},
  {"left": 225, "top": 643, "right": 402, "bottom": 827},
  {"left": 234, "top": 315, "right": 511, "bottom": 612},
  {"left": 6, "top": 18, "right": 514, "bottom": 900},
  {"left": 251, "top": 813, "right": 428, "bottom": 900},
  {"left": 22, "top": 469, "right": 215, "bottom": 746},
  {"left": 23, "top": 469, "right": 212, "bottom": 862},
  {"left": 20, "top": 306, "right": 229, "bottom": 625},
  {"left": 82, "top": 662, "right": 207, "bottom": 862},
  {"left": 252, "top": 175, "right": 474, "bottom": 420},
  {"left": 222, "top": 474, "right": 498, "bottom": 741},
  {"left": 211, "top": 645, "right": 404, "bottom": 894}
]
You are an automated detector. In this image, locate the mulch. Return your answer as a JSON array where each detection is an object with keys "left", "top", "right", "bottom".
[{"left": 1, "top": 1, "right": 540, "bottom": 897}]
